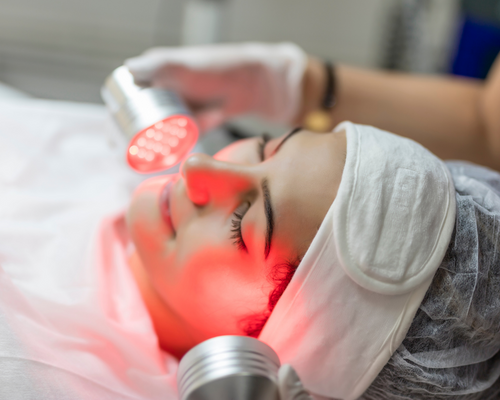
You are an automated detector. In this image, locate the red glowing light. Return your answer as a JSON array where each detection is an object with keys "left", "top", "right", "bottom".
[{"left": 127, "top": 115, "right": 198, "bottom": 173}]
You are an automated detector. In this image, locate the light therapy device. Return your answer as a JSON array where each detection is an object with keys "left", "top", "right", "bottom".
[
  {"left": 101, "top": 66, "right": 199, "bottom": 173},
  {"left": 177, "top": 336, "right": 281, "bottom": 400}
]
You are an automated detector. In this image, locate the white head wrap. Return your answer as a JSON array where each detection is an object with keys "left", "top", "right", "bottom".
[{"left": 259, "top": 122, "right": 457, "bottom": 400}]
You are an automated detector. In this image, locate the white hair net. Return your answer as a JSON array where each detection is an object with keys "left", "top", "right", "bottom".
[{"left": 362, "top": 161, "right": 500, "bottom": 399}]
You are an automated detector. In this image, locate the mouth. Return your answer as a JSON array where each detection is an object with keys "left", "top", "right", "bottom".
[{"left": 160, "top": 180, "right": 176, "bottom": 235}]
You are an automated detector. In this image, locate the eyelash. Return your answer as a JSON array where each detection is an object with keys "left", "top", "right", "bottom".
[
  {"left": 230, "top": 202, "right": 250, "bottom": 252},
  {"left": 230, "top": 133, "right": 271, "bottom": 252}
]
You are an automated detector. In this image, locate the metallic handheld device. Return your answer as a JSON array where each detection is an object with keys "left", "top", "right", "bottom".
[
  {"left": 177, "top": 336, "right": 281, "bottom": 400},
  {"left": 101, "top": 66, "right": 199, "bottom": 173}
]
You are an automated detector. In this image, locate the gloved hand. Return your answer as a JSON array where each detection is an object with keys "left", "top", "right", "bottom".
[
  {"left": 125, "top": 42, "right": 307, "bottom": 132},
  {"left": 278, "top": 364, "right": 313, "bottom": 400}
]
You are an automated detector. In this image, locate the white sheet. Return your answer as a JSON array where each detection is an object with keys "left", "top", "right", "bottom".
[
  {"left": 0, "top": 98, "right": 179, "bottom": 399},
  {"left": 0, "top": 81, "right": 31, "bottom": 100}
]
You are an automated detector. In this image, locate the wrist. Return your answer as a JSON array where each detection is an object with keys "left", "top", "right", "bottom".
[
  {"left": 295, "top": 57, "right": 326, "bottom": 126},
  {"left": 298, "top": 57, "right": 337, "bottom": 132}
]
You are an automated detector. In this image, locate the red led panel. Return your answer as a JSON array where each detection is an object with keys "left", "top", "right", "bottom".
[{"left": 127, "top": 115, "right": 198, "bottom": 173}]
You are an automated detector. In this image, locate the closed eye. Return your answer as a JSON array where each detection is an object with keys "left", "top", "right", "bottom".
[{"left": 230, "top": 201, "right": 251, "bottom": 252}]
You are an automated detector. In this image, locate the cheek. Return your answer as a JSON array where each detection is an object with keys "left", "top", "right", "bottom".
[
  {"left": 127, "top": 176, "right": 173, "bottom": 255},
  {"left": 164, "top": 247, "right": 272, "bottom": 336}
]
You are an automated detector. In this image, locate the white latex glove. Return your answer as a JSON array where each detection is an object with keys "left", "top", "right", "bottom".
[
  {"left": 278, "top": 364, "right": 313, "bottom": 400},
  {"left": 125, "top": 42, "right": 307, "bottom": 132}
]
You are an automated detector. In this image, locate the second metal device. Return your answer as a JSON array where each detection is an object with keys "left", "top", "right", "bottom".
[{"left": 177, "top": 336, "right": 281, "bottom": 400}]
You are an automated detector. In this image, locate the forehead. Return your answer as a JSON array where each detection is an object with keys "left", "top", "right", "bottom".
[{"left": 269, "top": 130, "right": 346, "bottom": 257}]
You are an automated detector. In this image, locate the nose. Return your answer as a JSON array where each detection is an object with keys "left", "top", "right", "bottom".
[{"left": 181, "top": 153, "right": 256, "bottom": 206}]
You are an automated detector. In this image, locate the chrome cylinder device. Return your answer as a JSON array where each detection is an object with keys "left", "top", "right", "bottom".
[
  {"left": 101, "top": 66, "right": 198, "bottom": 173},
  {"left": 177, "top": 336, "right": 281, "bottom": 400}
]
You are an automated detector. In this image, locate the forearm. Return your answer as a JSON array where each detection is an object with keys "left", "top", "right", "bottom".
[
  {"left": 481, "top": 55, "right": 500, "bottom": 160},
  {"left": 298, "top": 58, "right": 500, "bottom": 170}
]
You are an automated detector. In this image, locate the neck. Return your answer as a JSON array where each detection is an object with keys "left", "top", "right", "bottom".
[{"left": 128, "top": 250, "right": 197, "bottom": 360}]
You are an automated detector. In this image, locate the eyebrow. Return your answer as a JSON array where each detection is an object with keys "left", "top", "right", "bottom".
[
  {"left": 261, "top": 127, "right": 303, "bottom": 259},
  {"left": 262, "top": 178, "right": 274, "bottom": 259},
  {"left": 272, "top": 126, "right": 303, "bottom": 156}
]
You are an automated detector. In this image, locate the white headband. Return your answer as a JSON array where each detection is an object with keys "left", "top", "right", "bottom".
[{"left": 259, "top": 122, "right": 456, "bottom": 400}]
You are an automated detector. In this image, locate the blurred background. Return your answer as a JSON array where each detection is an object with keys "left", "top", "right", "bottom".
[{"left": 0, "top": 0, "right": 499, "bottom": 103}]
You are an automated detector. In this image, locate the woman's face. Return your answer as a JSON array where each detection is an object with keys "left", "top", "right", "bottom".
[{"left": 126, "top": 128, "right": 346, "bottom": 341}]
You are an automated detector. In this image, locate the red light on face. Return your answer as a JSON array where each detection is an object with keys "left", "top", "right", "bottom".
[{"left": 127, "top": 115, "right": 198, "bottom": 173}]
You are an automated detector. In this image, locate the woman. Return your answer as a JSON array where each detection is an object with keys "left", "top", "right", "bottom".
[
  {"left": 126, "top": 117, "right": 500, "bottom": 400},
  {"left": 126, "top": 119, "right": 473, "bottom": 400}
]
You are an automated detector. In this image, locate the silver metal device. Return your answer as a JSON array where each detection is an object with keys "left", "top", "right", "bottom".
[
  {"left": 177, "top": 336, "right": 281, "bottom": 400},
  {"left": 101, "top": 65, "right": 191, "bottom": 141},
  {"left": 101, "top": 66, "right": 198, "bottom": 173}
]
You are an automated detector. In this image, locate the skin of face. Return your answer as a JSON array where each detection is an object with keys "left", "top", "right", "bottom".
[{"left": 126, "top": 128, "right": 346, "bottom": 357}]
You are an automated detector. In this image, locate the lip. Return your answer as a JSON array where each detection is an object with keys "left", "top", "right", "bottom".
[{"left": 160, "top": 180, "right": 176, "bottom": 234}]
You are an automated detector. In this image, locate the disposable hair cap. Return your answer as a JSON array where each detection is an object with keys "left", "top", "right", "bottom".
[{"left": 259, "top": 122, "right": 456, "bottom": 400}]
